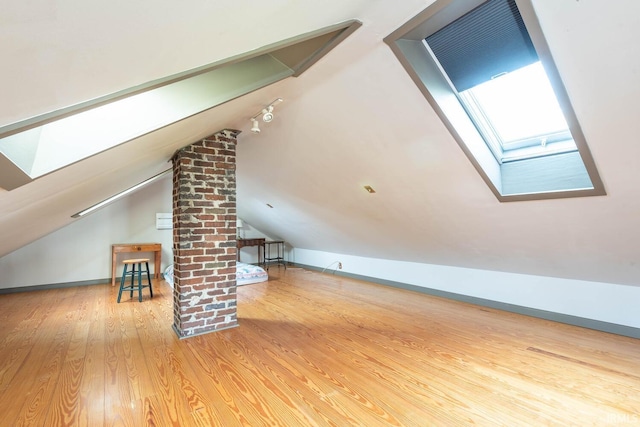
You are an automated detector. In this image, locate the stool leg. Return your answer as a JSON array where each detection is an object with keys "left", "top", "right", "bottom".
[
  {"left": 117, "top": 264, "right": 128, "bottom": 303},
  {"left": 130, "top": 263, "right": 136, "bottom": 298},
  {"left": 145, "top": 261, "right": 153, "bottom": 298},
  {"left": 137, "top": 262, "right": 143, "bottom": 302}
]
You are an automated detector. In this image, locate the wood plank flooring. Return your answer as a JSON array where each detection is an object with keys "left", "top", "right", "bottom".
[{"left": 0, "top": 267, "right": 638, "bottom": 426}]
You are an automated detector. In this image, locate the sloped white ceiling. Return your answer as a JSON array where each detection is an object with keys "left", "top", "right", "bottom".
[{"left": 2, "top": 0, "right": 640, "bottom": 287}]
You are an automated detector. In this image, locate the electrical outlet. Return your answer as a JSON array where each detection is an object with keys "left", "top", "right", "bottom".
[{"left": 338, "top": 262, "right": 342, "bottom": 270}]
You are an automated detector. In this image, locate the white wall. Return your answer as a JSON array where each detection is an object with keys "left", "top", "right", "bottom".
[
  {"left": 0, "top": 175, "right": 173, "bottom": 289},
  {"left": 293, "top": 248, "right": 640, "bottom": 329}
]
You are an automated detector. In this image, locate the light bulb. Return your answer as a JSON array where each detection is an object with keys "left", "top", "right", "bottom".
[{"left": 262, "top": 106, "right": 274, "bottom": 122}]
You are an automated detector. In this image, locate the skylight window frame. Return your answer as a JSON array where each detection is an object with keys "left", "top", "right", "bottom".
[
  {"left": 384, "top": 0, "right": 605, "bottom": 201},
  {"left": 455, "top": 85, "right": 504, "bottom": 161},
  {"left": 456, "top": 77, "right": 577, "bottom": 164}
]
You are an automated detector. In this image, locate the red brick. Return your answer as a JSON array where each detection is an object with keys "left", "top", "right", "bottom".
[{"left": 182, "top": 320, "right": 205, "bottom": 329}]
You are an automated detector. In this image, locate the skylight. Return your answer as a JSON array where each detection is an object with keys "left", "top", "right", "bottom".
[
  {"left": 3, "top": 57, "right": 292, "bottom": 179},
  {"left": 458, "top": 61, "right": 576, "bottom": 163},
  {"left": 385, "top": 0, "right": 605, "bottom": 201},
  {"left": 0, "top": 20, "right": 362, "bottom": 191}
]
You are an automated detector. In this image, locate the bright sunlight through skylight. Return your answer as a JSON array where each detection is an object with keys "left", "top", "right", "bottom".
[{"left": 463, "top": 62, "right": 569, "bottom": 146}]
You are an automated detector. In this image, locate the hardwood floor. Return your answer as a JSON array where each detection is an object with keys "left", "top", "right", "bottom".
[{"left": 0, "top": 268, "right": 638, "bottom": 426}]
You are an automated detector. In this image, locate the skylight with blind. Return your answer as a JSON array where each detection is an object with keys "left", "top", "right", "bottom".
[{"left": 385, "top": 0, "right": 605, "bottom": 201}]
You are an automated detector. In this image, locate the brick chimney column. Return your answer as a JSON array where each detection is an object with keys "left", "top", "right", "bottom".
[{"left": 171, "top": 129, "right": 238, "bottom": 338}]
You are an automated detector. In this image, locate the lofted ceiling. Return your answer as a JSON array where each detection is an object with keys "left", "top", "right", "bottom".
[{"left": 1, "top": 0, "right": 640, "bottom": 287}]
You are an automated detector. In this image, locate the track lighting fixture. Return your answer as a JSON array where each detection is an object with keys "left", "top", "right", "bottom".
[
  {"left": 249, "top": 98, "right": 283, "bottom": 133},
  {"left": 262, "top": 105, "right": 274, "bottom": 122},
  {"left": 250, "top": 118, "right": 260, "bottom": 133}
]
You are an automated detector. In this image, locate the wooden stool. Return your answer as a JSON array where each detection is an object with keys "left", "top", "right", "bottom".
[{"left": 117, "top": 258, "right": 153, "bottom": 303}]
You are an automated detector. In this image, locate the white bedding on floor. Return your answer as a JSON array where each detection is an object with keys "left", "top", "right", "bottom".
[
  {"left": 163, "top": 262, "right": 268, "bottom": 287},
  {"left": 236, "top": 262, "right": 269, "bottom": 286}
]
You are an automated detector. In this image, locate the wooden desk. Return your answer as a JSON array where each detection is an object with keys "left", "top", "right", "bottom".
[
  {"left": 237, "top": 238, "right": 265, "bottom": 264},
  {"left": 111, "top": 243, "right": 162, "bottom": 286}
]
